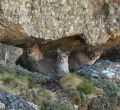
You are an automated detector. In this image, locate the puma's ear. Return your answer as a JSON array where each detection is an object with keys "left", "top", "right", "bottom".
[
  {"left": 95, "top": 48, "right": 103, "bottom": 55},
  {"left": 67, "top": 51, "right": 70, "bottom": 56},
  {"left": 26, "top": 42, "right": 30, "bottom": 48},
  {"left": 57, "top": 48, "right": 61, "bottom": 53}
]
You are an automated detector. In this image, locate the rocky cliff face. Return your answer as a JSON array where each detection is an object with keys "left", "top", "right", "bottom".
[
  {"left": 0, "top": 43, "right": 23, "bottom": 65},
  {"left": 0, "top": 0, "right": 119, "bottom": 46}
]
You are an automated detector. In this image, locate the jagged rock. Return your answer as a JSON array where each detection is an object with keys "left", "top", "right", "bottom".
[
  {"left": 0, "top": 92, "right": 39, "bottom": 110},
  {"left": 76, "top": 59, "right": 120, "bottom": 79},
  {"left": 0, "top": 43, "right": 23, "bottom": 65},
  {"left": 0, "top": 0, "right": 119, "bottom": 46},
  {"left": 0, "top": 102, "right": 5, "bottom": 110}
]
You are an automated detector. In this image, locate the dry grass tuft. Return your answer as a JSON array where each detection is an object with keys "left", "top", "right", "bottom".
[{"left": 59, "top": 73, "right": 82, "bottom": 89}]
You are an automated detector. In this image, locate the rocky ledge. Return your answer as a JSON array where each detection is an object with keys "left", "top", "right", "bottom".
[
  {"left": 0, "top": 0, "right": 120, "bottom": 46},
  {"left": 0, "top": 92, "right": 39, "bottom": 110},
  {"left": 77, "top": 59, "right": 120, "bottom": 79}
]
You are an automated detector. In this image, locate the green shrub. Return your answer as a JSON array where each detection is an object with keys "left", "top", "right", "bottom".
[
  {"left": 63, "top": 88, "right": 87, "bottom": 106},
  {"left": 93, "top": 78, "right": 120, "bottom": 97},
  {"left": 78, "top": 78, "right": 94, "bottom": 95},
  {"left": 43, "top": 100, "right": 74, "bottom": 110},
  {"left": 0, "top": 72, "right": 28, "bottom": 88},
  {"left": 20, "top": 87, "right": 56, "bottom": 108},
  {"left": 28, "top": 75, "right": 47, "bottom": 86},
  {"left": 2, "top": 76, "right": 15, "bottom": 85}
]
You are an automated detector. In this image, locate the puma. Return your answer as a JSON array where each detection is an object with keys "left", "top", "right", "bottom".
[
  {"left": 26, "top": 44, "right": 44, "bottom": 61},
  {"left": 16, "top": 43, "right": 44, "bottom": 71},
  {"left": 69, "top": 49, "right": 102, "bottom": 71},
  {"left": 18, "top": 44, "right": 69, "bottom": 76}
]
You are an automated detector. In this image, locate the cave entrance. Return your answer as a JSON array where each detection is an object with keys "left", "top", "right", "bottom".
[{"left": 101, "top": 45, "right": 120, "bottom": 62}]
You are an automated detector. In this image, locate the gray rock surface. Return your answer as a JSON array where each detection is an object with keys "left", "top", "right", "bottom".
[
  {"left": 0, "top": 43, "right": 23, "bottom": 65},
  {"left": 0, "top": 102, "right": 5, "bottom": 110},
  {"left": 76, "top": 59, "right": 120, "bottom": 79},
  {"left": 0, "top": 92, "right": 39, "bottom": 110},
  {"left": 0, "top": 0, "right": 119, "bottom": 45}
]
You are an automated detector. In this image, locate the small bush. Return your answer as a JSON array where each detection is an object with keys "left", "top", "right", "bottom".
[
  {"left": 93, "top": 78, "right": 120, "bottom": 97},
  {"left": 20, "top": 87, "right": 56, "bottom": 108},
  {"left": 59, "top": 73, "right": 82, "bottom": 89},
  {"left": 28, "top": 75, "right": 47, "bottom": 87},
  {"left": 78, "top": 78, "right": 94, "bottom": 95},
  {"left": 2, "top": 76, "right": 16, "bottom": 85},
  {"left": 0, "top": 72, "right": 28, "bottom": 88},
  {"left": 43, "top": 100, "right": 74, "bottom": 110},
  {"left": 64, "top": 88, "right": 81, "bottom": 105},
  {"left": 63, "top": 88, "right": 87, "bottom": 106}
]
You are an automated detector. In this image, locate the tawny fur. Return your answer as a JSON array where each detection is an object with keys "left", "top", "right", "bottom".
[
  {"left": 69, "top": 49, "right": 102, "bottom": 71},
  {"left": 26, "top": 44, "right": 44, "bottom": 61},
  {"left": 25, "top": 46, "right": 69, "bottom": 76}
]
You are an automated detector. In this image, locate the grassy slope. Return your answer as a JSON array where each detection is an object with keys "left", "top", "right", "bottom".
[{"left": 0, "top": 64, "right": 119, "bottom": 110}]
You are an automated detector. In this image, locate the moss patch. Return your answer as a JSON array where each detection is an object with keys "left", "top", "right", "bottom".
[{"left": 78, "top": 77, "right": 94, "bottom": 95}]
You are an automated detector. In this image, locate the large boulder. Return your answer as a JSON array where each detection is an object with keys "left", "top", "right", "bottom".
[
  {"left": 0, "top": 92, "right": 39, "bottom": 110},
  {"left": 76, "top": 59, "right": 120, "bottom": 79},
  {"left": 0, "top": 0, "right": 119, "bottom": 46},
  {"left": 0, "top": 103, "right": 5, "bottom": 110},
  {"left": 0, "top": 43, "right": 23, "bottom": 65}
]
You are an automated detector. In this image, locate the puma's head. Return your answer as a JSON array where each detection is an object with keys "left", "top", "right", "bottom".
[
  {"left": 56, "top": 48, "right": 70, "bottom": 75},
  {"left": 90, "top": 50, "right": 102, "bottom": 61},
  {"left": 25, "top": 44, "right": 44, "bottom": 61},
  {"left": 56, "top": 48, "right": 69, "bottom": 64}
]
